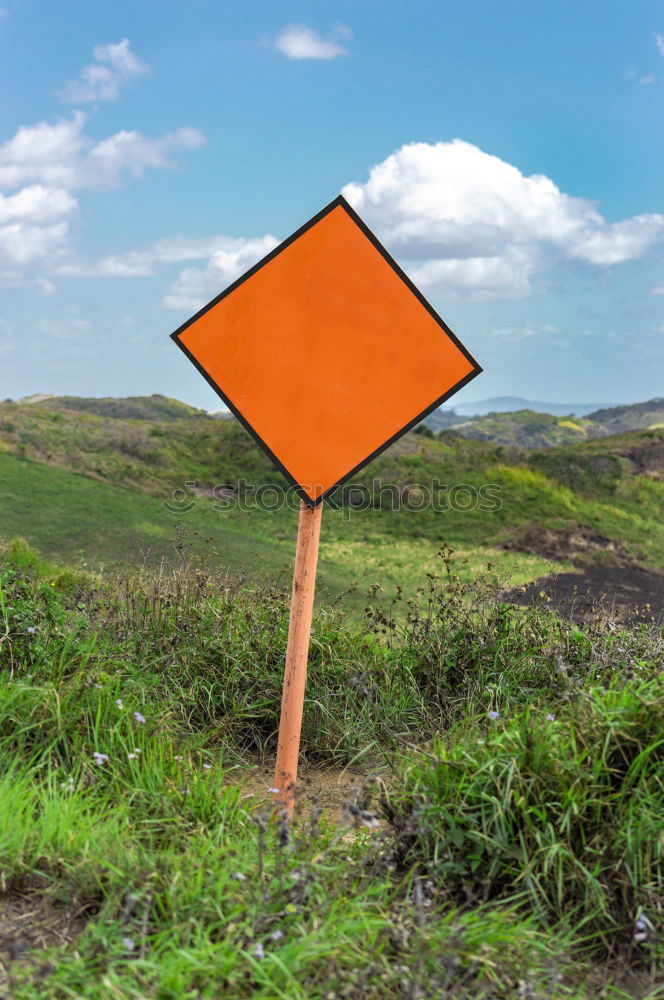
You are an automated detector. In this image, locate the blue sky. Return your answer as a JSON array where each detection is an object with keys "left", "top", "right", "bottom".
[{"left": 0, "top": 0, "right": 662, "bottom": 409}]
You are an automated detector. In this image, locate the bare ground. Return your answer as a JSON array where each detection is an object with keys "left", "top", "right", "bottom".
[{"left": 502, "top": 524, "right": 664, "bottom": 623}]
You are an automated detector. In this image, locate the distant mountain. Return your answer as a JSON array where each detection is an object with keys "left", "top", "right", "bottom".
[{"left": 437, "top": 396, "right": 616, "bottom": 418}]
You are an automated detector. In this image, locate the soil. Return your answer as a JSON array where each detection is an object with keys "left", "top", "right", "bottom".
[
  {"left": 503, "top": 522, "right": 630, "bottom": 564},
  {"left": 506, "top": 564, "right": 664, "bottom": 624},
  {"left": 0, "top": 888, "right": 91, "bottom": 998},
  {"left": 502, "top": 523, "right": 663, "bottom": 623},
  {"left": 237, "top": 764, "right": 384, "bottom": 827}
]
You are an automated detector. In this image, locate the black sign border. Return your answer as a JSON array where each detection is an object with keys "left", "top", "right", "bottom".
[{"left": 170, "top": 195, "right": 482, "bottom": 507}]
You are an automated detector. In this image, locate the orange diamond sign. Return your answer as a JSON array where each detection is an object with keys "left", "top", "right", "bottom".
[{"left": 171, "top": 195, "right": 481, "bottom": 505}]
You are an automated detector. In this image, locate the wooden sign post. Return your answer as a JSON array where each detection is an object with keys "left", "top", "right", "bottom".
[
  {"left": 170, "top": 195, "right": 481, "bottom": 818},
  {"left": 274, "top": 500, "right": 322, "bottom": 815}
]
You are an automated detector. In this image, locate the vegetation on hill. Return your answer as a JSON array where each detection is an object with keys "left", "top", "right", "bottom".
[
  {"left": 0, "top": 540, "right": 661, "bottom": 997},
  {"left": 0, "top": 397, "right": 663, "bottom": 611},
  {"left": 444, "top": 409, "right": 601, "bottom": 448},
  {"left": 27, "top": 392, "right": 209, "bottom": 422},
  {"left": 587, "top": 399, "right": 664, "bottom": 433},
  {"left": 423, "top": 399, "right": 664, "bottom": 448}
]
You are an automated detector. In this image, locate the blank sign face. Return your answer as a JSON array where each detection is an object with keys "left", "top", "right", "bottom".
[{"left": 171, "top": 196, "right": 481, "bottom": 505}]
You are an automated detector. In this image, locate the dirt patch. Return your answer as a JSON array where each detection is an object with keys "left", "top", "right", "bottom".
[
  {"left": 503, "top": 522, "right": 629, "bottom": 564},
  {"left": 506, "top": 564, "right": 664, "bottom": 624},
  {"left": 235, "top": 764, "right": 383, "bottom": 827},
  {"left": 0, "top": 888, "right": 90, "bottom": 997}
]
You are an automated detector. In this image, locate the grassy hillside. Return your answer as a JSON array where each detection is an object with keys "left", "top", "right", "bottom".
[
  {"left": 445, "top": 409, "right": 602, "bottom": 447},
  {"left": 1, "top": 398, "right": 663, "bottom": 595},
  {"left": 0, "top": 452, "right": 556, "bottom": 606}
]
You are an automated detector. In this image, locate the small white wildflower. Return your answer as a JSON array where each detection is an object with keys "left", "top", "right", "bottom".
[
  {"left": 133, "top": 748, "right": 141, "bottom": 754},
  {"left": 546, "top": 713, "right": 556, "bottom": 722},
  {"left": 174, "top": 755, "right": 183, "bottom": 761},
  {"left": 127, "top": 753, "right": 139, "bottom": 760},
  {"left": 268, "top": 787, "right": 280, "bottom": 795},
  {"left": 133, "top": 712, "right": 146, "bottom": 724},
  {"left": 92, "top": 752, "right": 109, "bottom": 765},
  {"left": 116, "top": 698, "right": 123, "bottom": 710},
  {"left": 270, "top": 929, "right": 283, "bottom": 941},
  {"left": 253, "top": 942, "right": 265, "bottom": 959},
  {"left": 232, "top": 872, "right": 247, "bottom": 882},
  {"left": 27, "top": 626, "right": 36, "bottom": 634},
  {"left": 94, "top": 683, "right": 103, "bottom": 690},
  {"left": 122, "top": 936, "right": 135, "bottom": 951},
  {"left": 202, "top": 763, "right": 212, "bottom": 770},
  {"left": 488, "top": 710, "right": 500, "bottom": 720}
]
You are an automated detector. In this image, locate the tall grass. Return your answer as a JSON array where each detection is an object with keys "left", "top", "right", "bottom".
[{"left": 0, "top": 539, "right": 661, "bottom": 997}]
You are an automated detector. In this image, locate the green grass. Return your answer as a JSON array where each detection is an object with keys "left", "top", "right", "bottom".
[
  {"left": 0, "top": 543, "right": 661, "bottom": 996},
  {"left": 0, "top": 543, "right": 662, "bottom": 997},
  {"left": 0, "top": 451, "right": 562, "bottom": 607}
]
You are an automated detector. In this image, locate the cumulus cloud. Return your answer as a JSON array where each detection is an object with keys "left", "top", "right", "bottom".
[
  {"left": 0, "top": 113, "right": 205, "bottom": 273},
  {"left": 0, "top": 221, "right": 69, "bottom": 266},
  {"left": 60, "top": 39, "right": 150, "bottom": 103},
  {"left": 163, "top": 235, "right": 279, "bottom": 311},
  {"left": 0, "top": 112, "right": 205, "bottom": 191},
  {"left": 656, "top": 33, "right": 664, "bottom": 57},
  {"left": 274, "top": 24, "right": 350, "bottom": 60},
  {"left": 341, "top": 140, "right": 664, "bottom": 298}
]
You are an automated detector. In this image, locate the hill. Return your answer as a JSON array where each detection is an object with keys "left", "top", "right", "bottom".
[
  {"left": 587, "top": 398, "right": 664, "bottom": 432},
  {"left": 0, "top": 395, "right": 663, "bottom": 619},
  {"left": 424, "top": 398, "right": 664, "bottom": 448},
  {"left": 442, "top": 409, "right": 602, "bottom": 447},
  {"left": 23, "top": 392, "right": 207, "bottom": 422}
]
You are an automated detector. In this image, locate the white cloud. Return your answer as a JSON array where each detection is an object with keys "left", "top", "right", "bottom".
[
  {"left": 274, "top": 24, "right": 350, "bottom": 60},
  {"left": 639, "top": 73, "right": 654, "bottom": 84},
  {"left": 0, "top": 185, "right": 76, "bottom": 224},
  {"left": 60, "top": 39, "right": 150, "bottom": 104},
  {"left": 656, "top": 33, "right": 664, "bottom": 57},
  {"left": 0, "top": 112, "right": 205, "bottom": 191},
  {"left": 58, "top": 234, "right": 249, "bottom": 278},
  {"left": 0, "top": 221, "right": 69, "bottom": 265},
  {"left": 651, "top": 283, "right": 664, "bottom": 295},
  {"left": 163, "top": 235, "right": 279, "bottom": 311},
  {"left": 0, "top": 113, "right": 205, "bottom": 275},
  {"left": 0, "top": 186, "right": 74, "bottom": 269},
  {"left": 341, "top": 140, "right": 664, "bottom": 298}
]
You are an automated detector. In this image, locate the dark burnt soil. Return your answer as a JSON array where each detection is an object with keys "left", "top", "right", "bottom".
[
  {"left": 503, "top": 522, "right": 630, "bottom": 563},
  {"left": 506, "top": 564, "right": 664, "bottom": 624}
]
